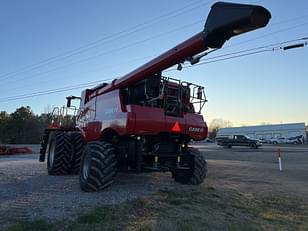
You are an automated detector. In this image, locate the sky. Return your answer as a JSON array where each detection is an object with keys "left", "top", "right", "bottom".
[{"left": 0, "top": 0, "right": 307, "bottom": 127}]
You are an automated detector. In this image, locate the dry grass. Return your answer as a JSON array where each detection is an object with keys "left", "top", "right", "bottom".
[{"left": 7, "top": 185, "right": 308, "bottom": 231}]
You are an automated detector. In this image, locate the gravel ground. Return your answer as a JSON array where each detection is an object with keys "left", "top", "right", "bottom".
[
  {"left": 1, "top": 143, "right": 308, "bottom": 229},
  {"left": 0, "top": 151, "right": 178, "bottom": 229}
]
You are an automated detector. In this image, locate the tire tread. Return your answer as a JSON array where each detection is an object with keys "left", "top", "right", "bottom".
[{"left": 80, "top": 141, "right": 117, "bottom": 192}]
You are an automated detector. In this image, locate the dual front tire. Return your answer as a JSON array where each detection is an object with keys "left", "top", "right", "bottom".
[
  {"left": 46, "top": 131, "right": 84, "bottom": 175},
  {"left": 46, "top": 133, "right": 117, "bottom": 192}
]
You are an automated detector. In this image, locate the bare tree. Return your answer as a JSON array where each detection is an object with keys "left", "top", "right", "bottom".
[{"left": 208, "top": 118, "right": 232, "bottom": 139}]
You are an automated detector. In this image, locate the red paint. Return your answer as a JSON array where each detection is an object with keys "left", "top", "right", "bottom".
[
  {"left": 0, "top": 146, "right": 32, "bottom": 155},
  {"left": 47, "top": 2, "right": 272, "bottom": 147},
  {"left": 76, "top": 12, "right": 211, "bottom": 142},
  {"left": 77, "top": 88, "right": 208, "bottom": 142},
  {"left": 90, "top": 33, "right": 207, "bottom": 98}
]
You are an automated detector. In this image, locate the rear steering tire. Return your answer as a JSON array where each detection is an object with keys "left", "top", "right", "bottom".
[
  {"left": 173, "top": 148, "right": 207, "bottom": 185},
  {"left": 79, "top": 141, "right": 117, "bottom": 192}
]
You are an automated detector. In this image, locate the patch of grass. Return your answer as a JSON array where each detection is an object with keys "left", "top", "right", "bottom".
[
  {"left": 76, "top": 206, "right": 115, "bottom": 224},
  {"left": 254, "top": 195, "right": 308, "bottom": 229},
  {"left": 7, "top": 220, "right": 55, "bottom": 231},
  {"left": 6, "top": 186, "right": 308, "bottom": 231}
]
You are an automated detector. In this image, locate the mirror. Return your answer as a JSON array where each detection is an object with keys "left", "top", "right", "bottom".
[{"left": 66, "top": 98, "right": 71, "bottom": 108}]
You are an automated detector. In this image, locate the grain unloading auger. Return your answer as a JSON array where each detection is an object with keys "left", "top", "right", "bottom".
[
  {"left": 93, "top": 2, "right": 271, "bottom": 94},
  {"left": 39, "top": 2, "right": 271, "bottom": 192}
]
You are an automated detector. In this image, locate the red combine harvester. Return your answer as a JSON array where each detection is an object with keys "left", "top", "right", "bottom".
[
  {"left": 0, "top": 146, "right": 32, "bottom": 155},
  {"left": 39, "top": 2, "right": 271, "bottom": 191}
]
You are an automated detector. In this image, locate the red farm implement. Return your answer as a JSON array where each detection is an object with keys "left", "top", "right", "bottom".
[
  {"left": 39, "top": 2, "right": 271, "bottom": 191},
  {"left": 0, "top": 146, "right": 33, "bottom": 155}
]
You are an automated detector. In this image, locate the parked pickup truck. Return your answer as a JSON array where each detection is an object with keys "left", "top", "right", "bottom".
[{"left": 216, "top": 135, "right": 262, "bottom": 149}]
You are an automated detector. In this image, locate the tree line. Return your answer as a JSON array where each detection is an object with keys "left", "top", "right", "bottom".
[{"left": 0, "top": 106, "right": 52, "bottom": 144}]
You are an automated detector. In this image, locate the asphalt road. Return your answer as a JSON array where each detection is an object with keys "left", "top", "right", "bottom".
[{"left": 200, "top": 143, "right": 308, "bottom": 198}]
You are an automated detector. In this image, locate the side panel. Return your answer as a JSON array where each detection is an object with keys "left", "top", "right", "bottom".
[
  {"left": 77, "top": 90, "right": 135, "bottom": 142},
  {"left": 77, "top": 95, "right": 98, "bottom": 141},
  {"left": 129, "top": 105, "right": 207, "bottom": 140},
  {"left": 128, "top": 105, "right": 165, "bottom": 135},
  {"left": 95, "top": 90, "right": 127, "bottom": 136},
  {"left": 77, "top": 90, "right": 207, "bottom": 141}
]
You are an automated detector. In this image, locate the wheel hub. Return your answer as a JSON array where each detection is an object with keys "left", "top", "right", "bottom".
[{"left": 48, "top": 141, "right": 56, "bottom": 167}]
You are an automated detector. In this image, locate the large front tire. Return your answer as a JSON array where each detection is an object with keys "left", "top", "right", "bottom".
[
  {"left": 47, "top": 131, "right": 70, "bottom": 175},
  {"left": 79, "top": 141, "right": 117, "bottom": 192},
  {"left": 65, "top": 132, "right": 84, "bottom": 174},
  {"left": 173, "top": 148, "right": 207, "bottom": 185}
]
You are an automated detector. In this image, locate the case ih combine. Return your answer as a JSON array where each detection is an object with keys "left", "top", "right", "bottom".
[{"left": 39, "top": 2, "right": 271, "bottom": 192}]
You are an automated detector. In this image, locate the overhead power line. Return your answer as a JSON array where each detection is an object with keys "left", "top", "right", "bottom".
[
  {"left": 1, "top": 3, "right": 308, "bottom": 84},
  {"left": 165, "top": 37, "right": 308, "bottom": 72},
  {"left": 0, "top": 79, "right": 113, "bottom": 102},
  {"left": 198, "top": 39, "right": 308, "bottom": 65},
  {"left": 2, "top": 18, "right": 308, "bottom": 88},
  {"left": 0, "top": 0, "right": 212, "bottom": 82},
  {"left": 226, "top": 21, "right": 308, "bottom": 49},
  {"left": 270, "top": 13, "right": 308, "bottom": 27},
  {"left": 0, "top": 37, "right": 306, "bottom": 103},
  {"left": 200, "top": 37, "right": 308, "bottom": 62},
  {"left": 1, "top": 19, "right": 203, "bottom": 86}
]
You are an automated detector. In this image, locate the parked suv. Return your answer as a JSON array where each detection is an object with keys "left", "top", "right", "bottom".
[{"left": 270, "top": 137, "right": 287, "bottom": 144}]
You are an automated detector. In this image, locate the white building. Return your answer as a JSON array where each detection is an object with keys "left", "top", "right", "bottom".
[{"left": 217, "top": 123, "right": 306, "bottom": 141}]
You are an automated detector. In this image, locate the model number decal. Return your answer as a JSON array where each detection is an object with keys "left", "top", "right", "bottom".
[{"left": 189, "top": 127, "right": 204, "bottom": 133}]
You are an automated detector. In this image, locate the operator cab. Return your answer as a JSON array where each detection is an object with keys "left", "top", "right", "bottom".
[{"left": 122, "top": 73, "right": 207, "bottom": 117}]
